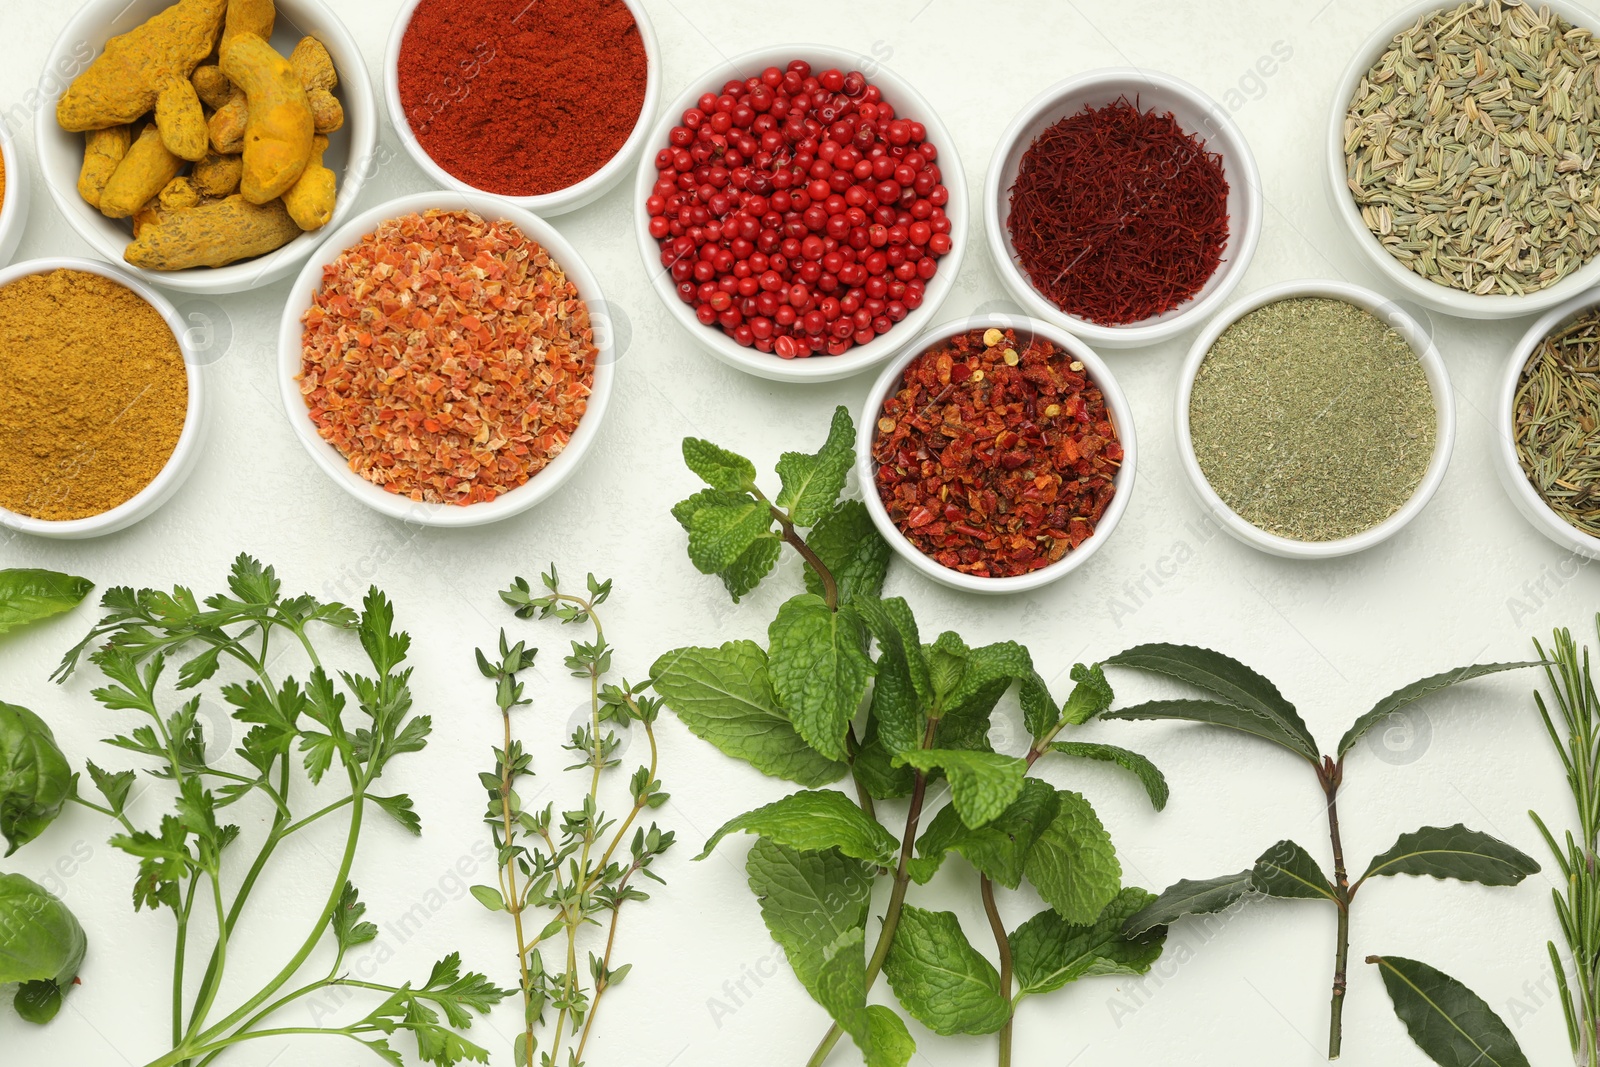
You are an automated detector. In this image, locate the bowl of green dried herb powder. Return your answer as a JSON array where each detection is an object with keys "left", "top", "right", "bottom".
[
  {"left": 1177, "top": 281, "right": 1453, "bottom": 559},
  {"left": 1500, "top": 294, "right": 1600, "bottom": 559}
]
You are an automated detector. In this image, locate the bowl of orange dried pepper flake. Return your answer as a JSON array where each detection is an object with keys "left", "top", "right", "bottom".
[
  {"left": 277, "top": 191, "right": 614, "bottom": 526},
  {"left": 859, "top": 313, "right": 1136, "bottom": 594}
]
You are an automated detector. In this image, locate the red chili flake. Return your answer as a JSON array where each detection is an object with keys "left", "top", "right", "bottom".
[
  {"left": 299, "top": 210, "right": 596, "bottom": 506},
  {"left": 1007, "top": 97, "right": 1229, "bottom": 326},
  {"left": 872, "top": 327, "right": 1123, "bottom": 578}
]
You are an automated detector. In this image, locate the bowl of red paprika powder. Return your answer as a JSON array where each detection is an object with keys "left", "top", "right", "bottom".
[
  {"left": 858, "top": 314, "right": 1137, "bottom": 594},
  {"left": 985, "top": 68, "right": 1262, "bottom": 350},
  {"left": 386, "top": 0, "right": 660, "bottom": 217},
  {"left": 634, "top": 46, "right": 969, "bottom": 384}
]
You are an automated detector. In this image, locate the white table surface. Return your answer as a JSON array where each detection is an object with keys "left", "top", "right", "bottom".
[{"left": 0, "top": 0, "right": 1590, "bottom": 1064}]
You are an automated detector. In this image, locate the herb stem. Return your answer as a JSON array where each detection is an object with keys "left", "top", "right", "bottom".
[
  {"left": 574, "top": 868, "right": 637, "bottom": 1063},
  {"left": 756, "top": 490, "right": 838, "bottom": 612},
  {"left": 980, "top": 875, "right": 1014, "bottom": 1067},
  {"left": 498, "top": 695, "right": 537, "bottom": 1067},
  {"left": 278, "top": 794, "right": 353, "bottom": 837},
  {"left": 1322, "top": 758, "right": 1351, "bottom": 1061}
]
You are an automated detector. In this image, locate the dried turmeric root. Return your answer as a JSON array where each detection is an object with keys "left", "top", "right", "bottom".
[
  {"left": 283, "top": 135, "right": 334, "bottom": 230},
  {"left": 100, "top": 124, "right": 185, "bottom": 219},
  {"left": 78, "top": 125, "right": 131, "bottom": 209},
  {"left": 193, "top": 151, "right": 243, "bottom": 197},
  {"left": 222, "top": 0, "right": 274, "bottom": 43},
  {"left": 191, "top": 64, "right": 233, "bottom": 110},
  {"left": 289, "top": 37, "right": 343, "bottom": 134},
  {"left": 158, "top": 176, "right": 201, "bottom": 210},
  {"left": 125, "top": 194, "right": 301, "bottom": 269},
  {"left": 155, "top": 78, "right": 209, "bottom": 160},
  {"left": 220, "top": 33, "right": 312, "bottom": 203},
  {"left": 56, "top": 0, "right": 227, "bottom": 148}
]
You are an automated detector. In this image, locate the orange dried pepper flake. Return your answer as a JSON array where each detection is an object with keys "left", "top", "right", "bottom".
[{"left": 299, "top": 209, "right": 596, "bottom": 506}]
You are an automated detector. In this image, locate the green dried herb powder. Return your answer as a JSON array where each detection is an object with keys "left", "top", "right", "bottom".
[{"left": 1189, "top": 297, "right": 1437, "bottom": 542}]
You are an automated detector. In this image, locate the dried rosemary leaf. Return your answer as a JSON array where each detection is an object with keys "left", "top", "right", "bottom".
[{"left": 1514, "top": 306, "right": 1600, "bottom": 535}]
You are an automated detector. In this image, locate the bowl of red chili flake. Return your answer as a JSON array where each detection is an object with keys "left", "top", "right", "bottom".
[
  {"left": 984, "top": 68, "right": 1263, "bottom": 350},
  {"left": 635, "top": 46, "right": 967, "bottom": 383},
  {"left": 279, "top": 192, "right": 612, "bottom": 527},
  {"left": 861, "top": 316, "right": 1136, "bottom": 593}
]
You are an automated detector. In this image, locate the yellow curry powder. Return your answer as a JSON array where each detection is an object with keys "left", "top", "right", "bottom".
[{"left": 0, "top": 270, "right": 188, "bottom": 520}]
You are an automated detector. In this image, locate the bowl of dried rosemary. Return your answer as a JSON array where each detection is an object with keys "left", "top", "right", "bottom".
[
  {"left": 1500, "top": 293, "right": 1600, "bottom": 559},
  {"left": 1329, "top": 0, "right": 1600, "bottom": 319}
]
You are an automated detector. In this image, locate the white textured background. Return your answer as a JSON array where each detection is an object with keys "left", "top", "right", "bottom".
[{"left": 0, "top": 0, "right": 1592, "bottom": 1064}]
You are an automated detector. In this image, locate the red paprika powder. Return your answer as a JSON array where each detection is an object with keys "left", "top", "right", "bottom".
[{"left": 397, "top": 0, "right": 648, "bottom": 197}]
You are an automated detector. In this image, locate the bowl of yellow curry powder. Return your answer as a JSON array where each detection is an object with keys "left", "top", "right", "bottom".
[{"left": 0, "top": 259, "right": 203, "bottom": 539}]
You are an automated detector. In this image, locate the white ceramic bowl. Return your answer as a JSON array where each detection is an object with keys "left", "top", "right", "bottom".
[
  {"left": 0, "top": 113, "right": 30, "bottom": 270},
  {"left": 1327, "top": 0, "right": 1600, "bottom": 319},
  {"left": 985, "top": 68, "right": 1262, "bottom": 350},
  {"left": 857, "top": 313, "right": 1136, "bottom": 595},
  {"left": 633, "top": 44, "right": 969, "bottom": 384},
  {"left": 1495, "top": 290, "right": 1600, "bottom": 559},
  {"left": 1175, "top": 279, "right": 1455, "bottom": 559},
  {"left": 384, "top": 0, "right": 660, "bottom": 217},
  {"left": 0, "top": 258, "right": 207, "bottom": 539},
  {"left": 36, "top": 0, "right": 376, "bottom": 295},
  {"left": 277, "top": 192, "right": 615, "bottom": 528}
]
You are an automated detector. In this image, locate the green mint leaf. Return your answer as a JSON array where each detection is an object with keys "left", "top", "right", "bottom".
[
  {"left": 672, "top": 487, "right": 750, "bottom": 530},
  {"left": 943, "top": 641, "right": 1034, "bottom": 720},
  {"left": 688, "top": 500, "right": 776, "bottom": 575},
  {"left": 1048, "top": 742, "right": 1170, "bottom": 811},
  {"left": 747, "top": 838, "right": 874, "bottom": 977},
  {"left": 810, "top": 928, "right": 911, "bottom": 1065},
  {"left": 864, "top": 1006, "right": 916, "bottom": 1067},
  {"left": 1369, "top": 955, "right": 1530, "bottom": 1067},
  {"left": 1060, "top": 663, "right": 1115, "bottom": 726},
  {"left": 804, "top": 500, "right": 891, "bottom": 607},
  {"left": 909, "top": 778, "right": 1059, "bottom": 887},
  {"left": 856, "top": 597, "right": 929, "bottom": 757},
  {"left": 883, "top": 905, "right": 1010, "bottom": 1036},
  {"left": 926, "top": 632, "right": 970, "bottom": 704},
  {"left": 768, "top": 595, "right": 875, "bottom": 763},
  {"left": 1122, "top": 870, "right": 1254, "bottom": 938},
  {"left": 651, "top": 642, "right": 847, "bottom": 787},
  {"left": 851, "top": 724, "right": 916, "bottom": 800},
  {"left": 1025, "top": 789, "right": 1121, "bottom": 924},
  {"left": 1010, "top": 888, "right": 1165, "bottom": 999},
  {"left": 1251, "top": 839, "right": 1337, "bottom": 901},
  {"left": 1105, "top": 644, "right": 1319, "bottom": 763},
  {"left": 775, "top": 405, "right": 855, "bottom": 527},
  {"left": 697, "top": 789, "right": 898, "bottom": 865},
  {"left": 0, "top": 570, "right": 94, "bottom": 636},
  {"left": 0, "top": 702, "right": 73, "bottom": 856},
  {"left": 683, "top": 437, "right": 758, "bottom": 492},
  {"left": 721, "top": 536, "right": 782, "bottom": 602},
  {"left": 0, "top": 873, "right": 86, "bottom": 993},
  {"left": 1020, "top": 671, "right": 1057, "bottom": 739},
  {"left": 1102, "top": 699, "right": 1319, "bottom": 765},
  {"left": 1361, "top": 824, "right": 1540, "bottom": 886},
  {"left": 893, "top": 749, "right": 1026, "bottom": 829},
  {"left": 1338, "top": 662, "right": 1542, "bottom": 757},
  {"left": 370, "top": 794, "right": 422, "bottom": 836}
]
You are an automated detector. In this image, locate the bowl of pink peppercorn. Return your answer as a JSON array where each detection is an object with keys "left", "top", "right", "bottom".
[{"left": 633, "top": 45, "right": 968, "bottom": 384}]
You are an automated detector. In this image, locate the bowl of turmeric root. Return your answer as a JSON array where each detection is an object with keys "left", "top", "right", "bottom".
[{"left": 37, "top": 0, "right": 375, "bottom": 294}]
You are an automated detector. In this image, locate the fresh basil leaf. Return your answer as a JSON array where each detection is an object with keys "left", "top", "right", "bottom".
[
  {"left": 0, "top": 873, "right": 86, "bottom": 1020},
  {"left": 0, "top": 702, "right": 74, "bottom": 856},
  {"left": 893, "top": 749, "right": 1026, "bottom": 829},
  {"left": 688, "top": 501, "right": 777, "bottom": 575},
  {"left": 1103, "top": 699, "right": 1320, "bottom": 765},
  {"left": 768, "top": 595, "right": 875, "bottom": 763},
  {"left": 804, "top": 500, "right": 891, "bottom": 607},
  {"left": 884, "top": 905, "right": 1010, "bottom": 1036},
  {"left": 697, "top": 789, "right": 898, "bottom": 865},
  {"left": 1049, "top": 741, "right": 1169, "bottom": 811},
  {"left": 1369, "top": 955, "right": 1530, "bottom": 1067},
  {"left": 1123, "top": 870, "right": 1254, "bottom": 938},
  {"left": 651, "top": 642, "right": 846, "bottom": 787},
  {"left": 1251, "top": 839, "right": 1337, "bottom": 901},
  {"left": 1360, "top": 825, "right": 1540, "bottom": 887},
  {"left": 1011, "top": 888, "right": 1165, "bottom": 999},
  {"left": 1106, "top": 644, "right": 1318, "bottom": 762},
  {"left": 683, "top": 437, "right": 758, "bottom": 492},
  {"left": 1338, "top": 662, "right": 1543, "bottom": 757},
  {"left": 775, "top": 406, "right": 855, "bottom": 527},
  {"left": 14, "top": 979, "right": 65, "bottom": 1024},
  {"left": 909, "top": 778, "right": 1059, "bottom": 887},
  {"left": 1060, "top": 663, "right": 1115, "bottom": 726},
  {"left": 0, "top": 570, "right": 94, "bottom": 636},
  {"left": 1026, "top": 789, "right": 1121, "bottom": 924}
]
